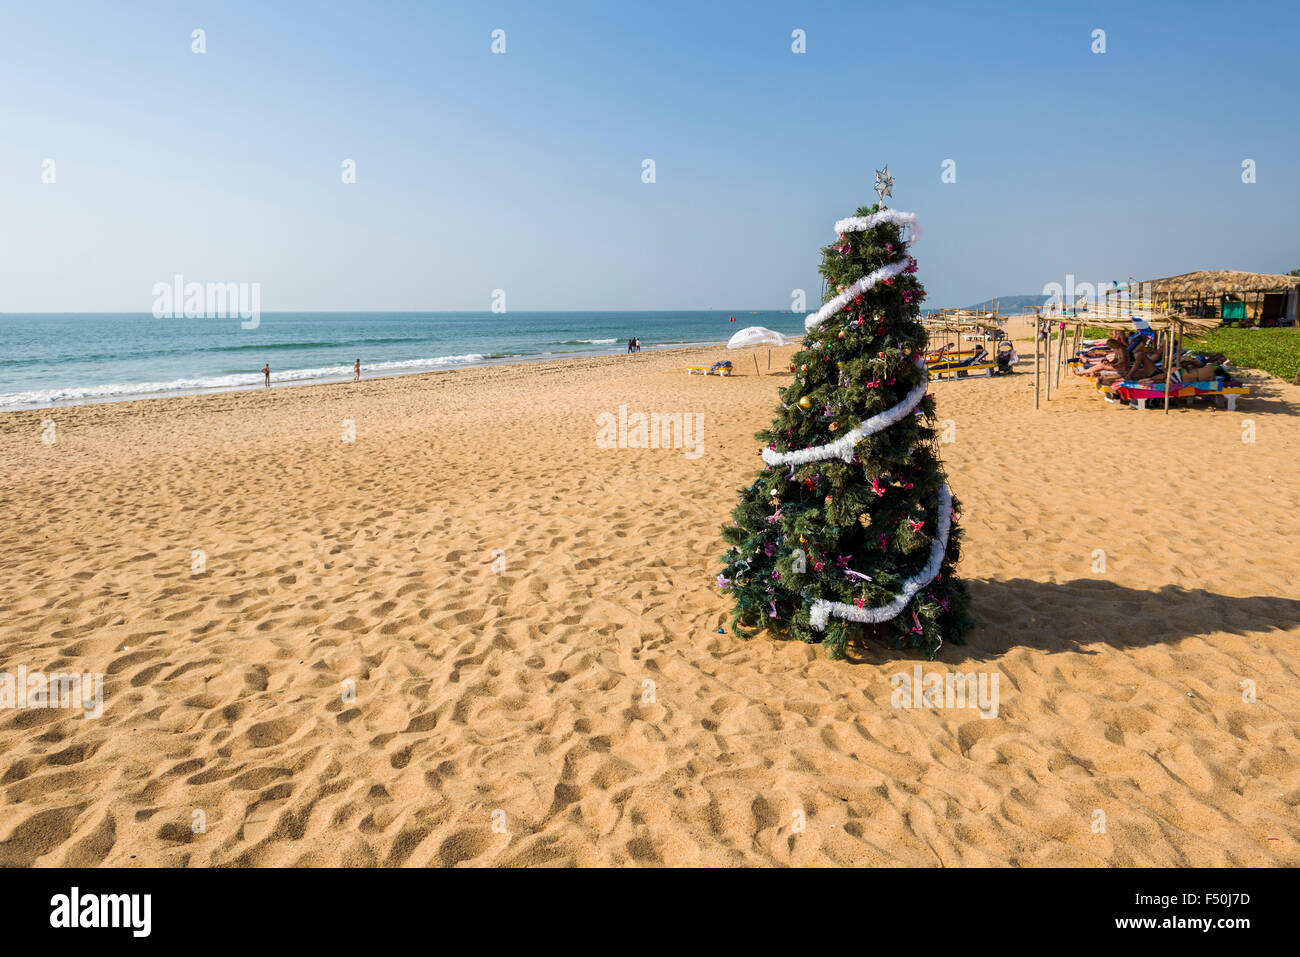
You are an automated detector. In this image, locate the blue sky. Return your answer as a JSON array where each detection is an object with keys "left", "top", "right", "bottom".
[{"left": 1, "top": 0, "right": 1296, "bottom": 312}]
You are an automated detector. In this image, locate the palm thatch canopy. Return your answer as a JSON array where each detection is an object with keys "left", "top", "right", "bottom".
[
  {"left": 1068, "top": 313, "right": 1221, "bottom": 333},
  {"left": 1142, "top": 270, "right": 1300, "bottom": 298},
  {"left": 922, "top": 309, "right": 1004, "bottom": 331}
]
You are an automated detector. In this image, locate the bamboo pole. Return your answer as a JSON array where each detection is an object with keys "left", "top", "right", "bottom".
[
  {"left": 1051, "top": 321, "right": 1058, "bottom": 388},
  {"left": 1045, "top": 321, "right": 1052, "bottom": 401},
  {"left": 1055, "top": 321, "right": 1065, "bottom": 388},
  {"left": 1034, "top": 320, "right": 1041, "bottom": 409},
  {"left": 1051, "top": 319, "right": 1058, "bottom": 399},
  {"left": 1163, "top": 323, "right": 1173, "bottom": 413},
  {"left": 1050, "top": 319, "right": 1060, "bottom": 387},
  {"left": 1073, "top": 322, "right": 1082, "bottom": 359}
]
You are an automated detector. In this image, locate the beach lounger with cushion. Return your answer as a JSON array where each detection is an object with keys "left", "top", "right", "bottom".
[
  {"left": 1109, "top": 379, "right": 1252, "bottom": 410},
  {"left": 925, "top": 349, "right": 983, "bottom": 365},
  {"left": 929, "top": 362, "right": 995, "bottom": 380}
]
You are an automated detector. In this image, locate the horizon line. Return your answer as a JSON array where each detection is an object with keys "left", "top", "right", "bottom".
[{"left": 0, "top": 302, "right": 1023, "bottom": 317}]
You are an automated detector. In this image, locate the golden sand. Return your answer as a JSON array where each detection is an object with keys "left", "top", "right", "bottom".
[{"left": 1, "top": 344, "right": 1298, "bottom": 866}]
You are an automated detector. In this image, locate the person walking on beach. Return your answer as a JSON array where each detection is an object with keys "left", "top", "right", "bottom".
[
  {"left": 354, "top": 358, "right": 361, "bottom": 381},
  {"left": 262, "top": 363, "right": 270, "bottom": 388},
  {"left": 634, "top": 337, "right": 641, "bottom": 352},
  {"left": 627, "top": 338, "right": 634, "bottom": 354}
]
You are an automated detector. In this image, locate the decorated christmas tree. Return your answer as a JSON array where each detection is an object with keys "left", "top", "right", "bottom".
[{"left": 719, "top": 172, "right": 972, "bottom": 659}]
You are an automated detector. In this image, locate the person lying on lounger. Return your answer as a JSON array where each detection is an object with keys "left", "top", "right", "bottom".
[
  {"left": 1125, "top": 342, "right": 1159, "bottom": 382},
  {"left": 1077, "top": 339, "right": 1130, "bottom": 379},
  {"left": 1077, "top": 334, "right": 1126, "bottom": 360},
  {"left": 1174, "top": 363, "right": 1229, "bottom": 384}
]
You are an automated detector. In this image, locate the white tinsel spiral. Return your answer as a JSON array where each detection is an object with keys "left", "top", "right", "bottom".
[
  {"left": 761, "top": 365, "right": 929, "bottom": 467},
  {"left": 808, "top": 483, "right": 952, "bottom": 632},
  {"left": 804, "top": 209, "right": 920, "bottom": 332}
]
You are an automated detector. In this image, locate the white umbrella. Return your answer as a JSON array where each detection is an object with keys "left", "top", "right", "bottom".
[{"left": 727, "top": 326, "right": 795, "bottom": 375}]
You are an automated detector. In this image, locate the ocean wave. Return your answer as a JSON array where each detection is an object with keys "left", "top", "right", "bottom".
[
  {"left": 0, "top": 336, "right": 438, "bottom": 367},
  {"left": 0, "top": 353, "right": 488, "bottom": 408},
  {"left": 197, "top": 336, "right": 432, "bottom": 353},
  {"left": 555, "top": 338, "right": 618, "bottom": 345}
]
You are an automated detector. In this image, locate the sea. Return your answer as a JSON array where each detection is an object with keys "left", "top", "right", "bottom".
[{"left": 0, "top": 311, "right": 806, "bottom": 411}]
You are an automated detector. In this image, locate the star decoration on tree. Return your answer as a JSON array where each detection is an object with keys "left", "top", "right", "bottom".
[{"left": 874, "top": 166, "right": 894, "bottom": 201}]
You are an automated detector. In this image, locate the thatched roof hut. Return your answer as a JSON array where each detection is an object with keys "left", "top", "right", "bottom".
[
  {"left": 1138, "top": 270, "right": 1300, "bottom": 322},
  {"left": 1142, "top": 270, "right": 1300, "bottom": 298}
]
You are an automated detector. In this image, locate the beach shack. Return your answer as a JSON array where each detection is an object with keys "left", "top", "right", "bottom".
[{"left": 1139, "top": 270, "right": 1300, "bottom": 327}]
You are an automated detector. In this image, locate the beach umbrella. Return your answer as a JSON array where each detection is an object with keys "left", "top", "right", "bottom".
[{"left": 727, "top": 326, "right": 795, "bottom": 375}]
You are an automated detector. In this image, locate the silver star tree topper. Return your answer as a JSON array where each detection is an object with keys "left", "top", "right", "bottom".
[{"left": 874, "top": 166, "right": 894, "bottom": 201}]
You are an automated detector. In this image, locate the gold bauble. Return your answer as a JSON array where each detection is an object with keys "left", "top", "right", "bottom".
[{"left": 797, "top": 396, "right": 812, "bottom": 410}]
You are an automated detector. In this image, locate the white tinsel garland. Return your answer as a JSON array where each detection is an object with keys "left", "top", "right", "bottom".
[
  {"left": 808, "top": 482, "right": 953, "bottom": 632},
  {"left": 761, "top": 363, "right": 929, "bottom": 467},
  {"left": 804, "top": 208, "right": 921, "bottom": 332},
  {"left": 833, "top": 208, "right": 920, "bottom": 240}
]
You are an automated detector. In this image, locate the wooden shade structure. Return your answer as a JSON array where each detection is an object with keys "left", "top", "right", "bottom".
[
  {"left": 1034, "top": 297, "right": 1217, "bottom": 414},
  {"left": 920, "top": 308, "right": 1006, "bottom": 351}
]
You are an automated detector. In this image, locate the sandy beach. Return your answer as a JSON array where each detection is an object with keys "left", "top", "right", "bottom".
[{"left": 2, "top": 343, "right": 1299, "bottom": 867}]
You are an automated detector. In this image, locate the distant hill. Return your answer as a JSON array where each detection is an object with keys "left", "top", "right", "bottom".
[{"left": 964, "top": 294, "right": 1044, "bottom": 314}]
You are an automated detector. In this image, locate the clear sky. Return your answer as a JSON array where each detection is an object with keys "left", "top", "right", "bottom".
[{"left": 1, "top": 0, "right": 1296, "bottom": 312}]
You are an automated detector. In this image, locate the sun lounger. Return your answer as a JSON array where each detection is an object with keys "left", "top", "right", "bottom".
[
  {"left": 929, "top": 362, "right": 995, "bottom": 380},
  {"left": 1110, "top": 379, "right": 1252, "bottom": 410},
  {"left": 1215, "top": 387, "right": 1250, "bottom": 410},
  {"left": 686, "top": 364, "right": 732, "bottom": 377},
  {"left": 925, "top": 349, "right": 983, "bottom": 365}
]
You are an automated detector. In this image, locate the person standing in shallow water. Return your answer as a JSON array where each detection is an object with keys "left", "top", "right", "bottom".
[
  {"left": 262, "top": 364, "right": 270, "bottom": 388},
  {"left": 354, "top": 358, "right": 361, "bottom": 381}
]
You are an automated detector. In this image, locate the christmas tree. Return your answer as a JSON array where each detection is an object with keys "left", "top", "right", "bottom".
[{"left": 719, "top": 175, "right": 972, "bottom": 659}]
